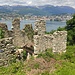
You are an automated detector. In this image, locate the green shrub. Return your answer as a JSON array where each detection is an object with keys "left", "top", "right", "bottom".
[
  {"left": 62, "top": 46, "right": 75, "bottom": 63},
  {"left": 33, "top": 63, "right": 40, "bottom": 69},
  {"left": 41, "top": 71, "right": 50, "bottom": 75},
  {"left": 24, "top": 25, "right": 34, "bottom": 41},
  {"left": 66, "top": 14, "right": 75, "bottom": 45},
  {"left": 0, "top": 28, "right": 4, "bottom": 39},
  {"left": 54, "top": 62, "right": 75, "bottom": 75},
  {"left": 57, "top": 27, "right": 66, "bottom": 31},
  {"left": 45, "top": 30, "right": 56, "bottom": 34},
  {"left": 22, "top": 50, "right": 27, "bottom": 61},
  {"left": 0, "top": 62, "right": 26, "bottom": 75},
  {"left": 53, "top": 53, "right": 61, "bottom": 60},
  {"left": 37, "top": 48, "right": 53, "bottom": 61}
]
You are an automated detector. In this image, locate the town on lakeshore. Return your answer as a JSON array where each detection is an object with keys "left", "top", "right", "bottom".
[{"left": 0, "top": 13, "right": 72, "bottom": 21}]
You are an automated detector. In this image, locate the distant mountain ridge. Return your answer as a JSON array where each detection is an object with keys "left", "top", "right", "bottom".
[{"left": 0, "top": 5, "right": 75, "bottom": 15}]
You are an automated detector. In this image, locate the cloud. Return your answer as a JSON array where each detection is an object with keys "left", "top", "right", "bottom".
[
  {"left": 26, "top": 1, "right": 32, "bottom": 5},
  {"left": 0, "top": 0, "right": 75, "bottom": 8}
]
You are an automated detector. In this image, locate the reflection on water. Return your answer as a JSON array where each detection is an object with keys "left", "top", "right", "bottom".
[{"left": 0, "top": 20, "right": 66, "bottom": 32}]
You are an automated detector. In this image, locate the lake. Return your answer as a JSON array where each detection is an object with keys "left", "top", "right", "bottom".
[{"left": 0, "top": 20, "right": 66, "bottom": 32}]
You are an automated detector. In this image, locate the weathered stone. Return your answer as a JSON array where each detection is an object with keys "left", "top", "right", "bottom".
[
  {"left": 0, "top": 18, "right": 35, "bottom": 66},
  {"left": 34, "top": 20, "right": 46, "bottom": 35},
  {"left": 0, "top": 37, "right": 13, "bottom": 47},
  {"left": 23, "top": 24, "right": 34, "bottom": 41},
  {"left": 0, "top": 23, "right": 9, "bottom": 38},
  {"left": 0, "top": 44, "right": 5, "bottom": 49},
  {"left": 0, "top": 37, "right": 16, "bottom": 66},
  {"left": 53, "top": 31, "right": 67, "bottom": 53},
  {"left": 0, "top": 49, "right": 4, "bottom": 53},
  {"left": 34, "top": 20, "right": 67, "bottom": 54},
  {"left": 0, "top": 59, "right": 5, "bottom": 66},
  {"left": 12, "top": 18, "right": 34, "bottom": 47},
  {"left": 0, "top": 18, "right": 67, "bottom": 66},
  {"left": 12, "top": 18, "right": 25, "bottom": 47},
  {"left": 8, "top": 30, "right": 13, "bottom": 37}
]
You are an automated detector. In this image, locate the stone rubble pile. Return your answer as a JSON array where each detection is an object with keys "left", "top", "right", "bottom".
[{"left": 0, "top": 37, "right": 15, "bottom": 66}]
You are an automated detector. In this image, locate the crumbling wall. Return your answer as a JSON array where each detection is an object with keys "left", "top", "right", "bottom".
[
  {"left": 34, "top": 20, "right": 67, "bottom": 54},
  {"left": 34, "top": 34, "right": 53, "bottom": 54},
  {"left": 0, "top": 37, "right": 15, "bottom": 66},
  {"left": 34, "top": 20, "right": 46, "bottom": 35},
  {"left": 53, "top": 31, "right": 67, "bottom": 53},
  {"left": 0, "top": 23, "right": 9, "bottom": 38},
  {"left": 12, "top": 18, "right": 25, "bottom": 47},
  {"left": 34, "top": 20, "right": 46, "bottom": 54},
  {"left": 12, "top": 18, "right": 34, "bottom": 47},
  {"left": 0, "top": 18, "right": 67, "bottom": 63},
  {"left": 23, "top": 24, "right": 34, "bottom": 46}
]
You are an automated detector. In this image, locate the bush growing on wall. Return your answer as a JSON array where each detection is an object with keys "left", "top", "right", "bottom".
[{"left": 0, "top": 28, "right": 4, "bottom": 39}]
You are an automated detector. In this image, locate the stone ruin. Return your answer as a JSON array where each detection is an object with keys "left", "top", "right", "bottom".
[
  {"left": 0, "top": 18, "right": 34, "bottom": 66},
  {"left": 0, "top": 37, "right": 15, "bottom": 66},
  {"left": 0, "top": 18, "right": 67, "bottom": 66},
  {"left": 0, "top": 23, "right": 9, "bottom": 38},
  {"left": 34, "top": 20, "right": 67, "bottom": 54},
  {"left": 12, "top": 18, "right": 33, "bottom": 47}
]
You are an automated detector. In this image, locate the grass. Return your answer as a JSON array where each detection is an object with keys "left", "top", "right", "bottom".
[
  {"left": 0, "top": 62, "right": 26, "bottom": 75},
  {"left": 54, "top": 46, "right": 75, "bottom": 75},
  {"left": 37, "top": 48, "right": 53, "bottom": 62},
  {"left": 52, "top": 61, "right": 75, "bottom": 75},
  {"left": 0, "top": 46, "right": 75, "bottom": 75},
  {"left": 37, "top": 46, "right": 75, "bottom": 75},
  {"left": 33, "top": 63, "right": 40, "bottom": 69}
]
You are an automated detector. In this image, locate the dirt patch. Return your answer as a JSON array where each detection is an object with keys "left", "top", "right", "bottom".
[{"left": 24, "top": 57, "right": 57, "bottom": 75}]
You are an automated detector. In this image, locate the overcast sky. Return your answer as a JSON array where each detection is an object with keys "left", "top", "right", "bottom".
[{"left": 0, "top": 0, "right": 75, "bottom": 8}]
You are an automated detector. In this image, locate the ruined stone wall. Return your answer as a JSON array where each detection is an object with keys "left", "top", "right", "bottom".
[
  {"left": 34, "top": 31, "right": 67, "bottom": 54},
  {"left": 23, "top": 24, "right": 34, "bottom": 46},
  {"left": 34, "top": 34, "right": 53, "bottom": 54},
  {"left": 12, "top": 18, "right": 34, "bottom": 47},
  {"left": 53, "top": 31, "right": 67, "bottom": 53},
  {"left": 12, "top": 18, "right": 25, "bottom": 47},
  {"left": 34, "top": 20, "right": 67, "bottom": 54},
  {"left": 0, "top": 37, "right": 15, "bottom": 66},
  {"left": 34, "top": 20, "right": 46, "bottom": 35},
  {"left": 0, "top": 23, "right": 9, "bottom": 38},
  {"left": 0, "top": 18, "right": 67, "bottom": 62}
]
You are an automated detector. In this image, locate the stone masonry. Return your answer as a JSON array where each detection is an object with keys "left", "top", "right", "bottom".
[
  {"left": 0, "top": 37, "right": 16, "bottom": 66},
  {"left": 12, "top": 18, "right": 25, "bottom": 47},
  {"left": 34, "top": 20, "right": 67, "bottom": 54},
  {"left": 0, "top": 23, "right": 9, "bottom": 38},
  {"left": 53, "top": 31, "right": 67, "bottom": 53},
  {"left": 12, "top": 18, "right": 34, "bottom": 47},
  {"left": 34, "top": 20, "right": 46, "bottom": 35},
  {"left": 0, "top": 18, "right": 67, "bottom": 66},
  {"left": 0, "top": 19, "right": 67, "bottom": 55}
]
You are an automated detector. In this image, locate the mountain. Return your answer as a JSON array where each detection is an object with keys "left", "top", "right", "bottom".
[
  {"left": 39, "top": 5, "right": 75, "bottom": 15},
  {"left": 0, "top": 5, "right": 75, "bottom": 15}
]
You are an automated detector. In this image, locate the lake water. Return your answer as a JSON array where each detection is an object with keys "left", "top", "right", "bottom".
[{"left": 0, "top": 20, "right": 66, "bottom": 32}]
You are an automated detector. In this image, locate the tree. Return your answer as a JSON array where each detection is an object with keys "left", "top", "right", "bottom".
[
  {"left": 57, "top": 27, "right": 66, "bottom": 31},
  {"left": 66, "top": 14, "right": 75, "bottom": 45}
]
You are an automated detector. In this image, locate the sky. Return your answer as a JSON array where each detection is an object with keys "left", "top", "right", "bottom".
[{"left": 0, "top": 0, "right": 75, "bottom": 8}]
